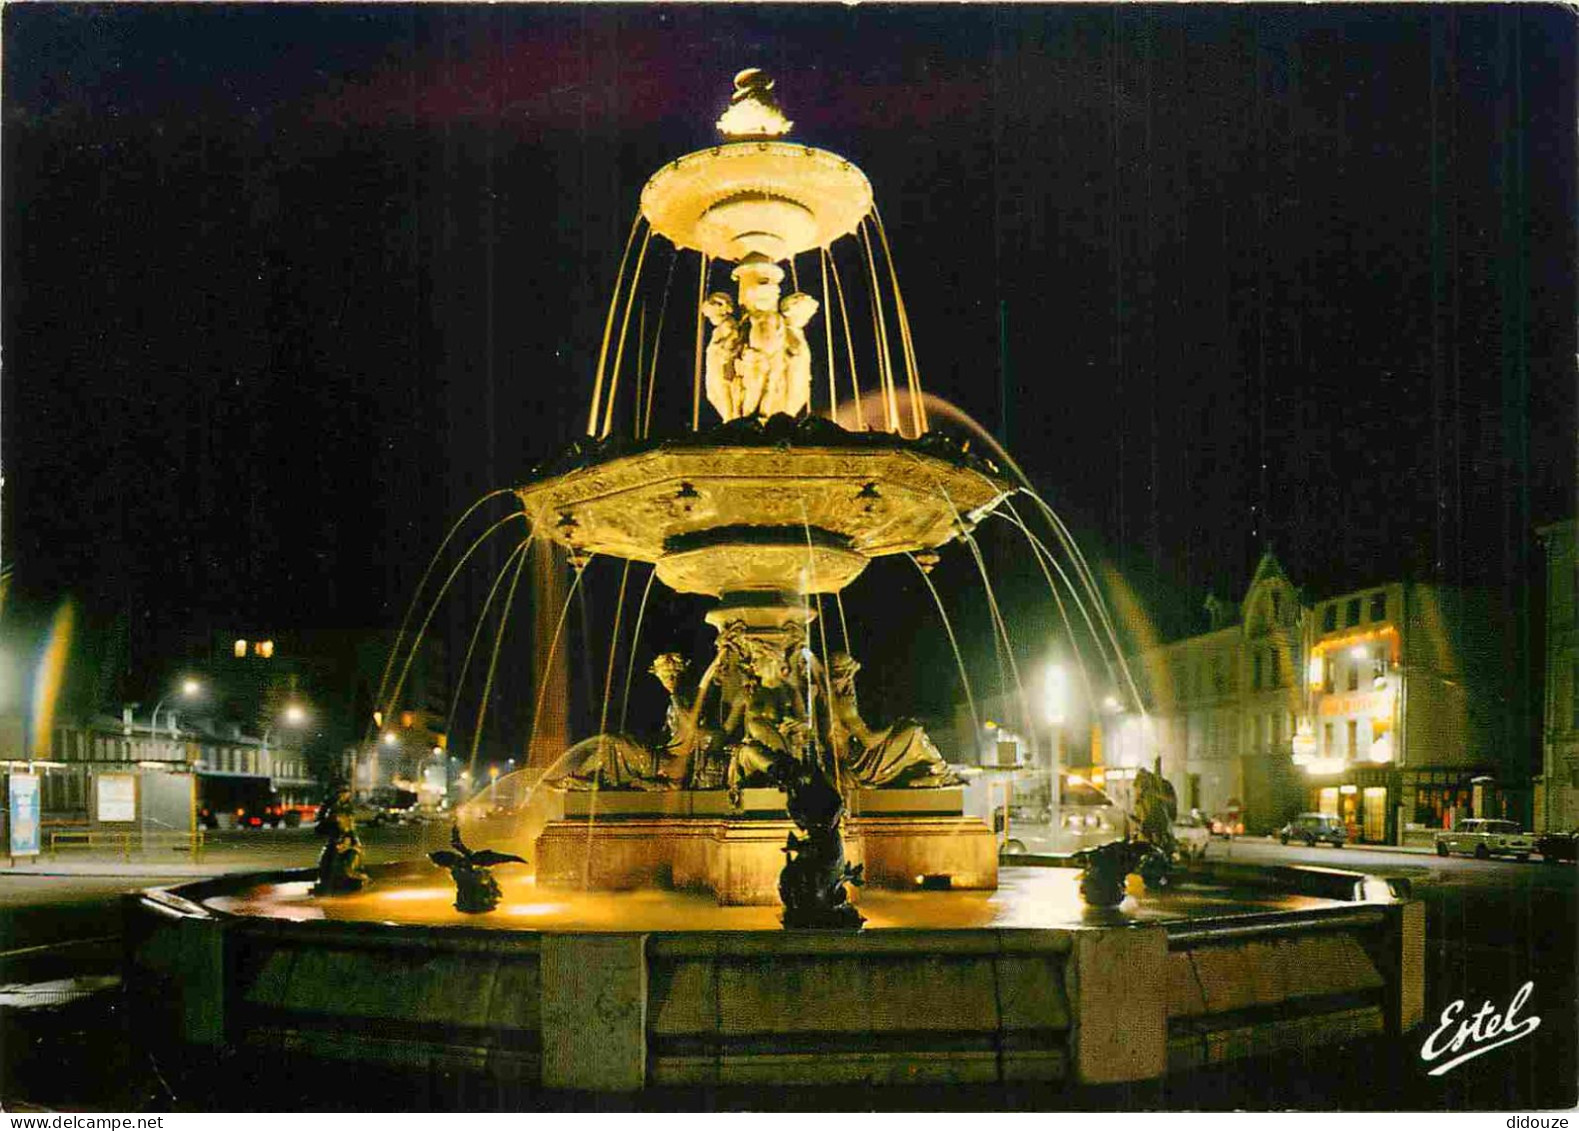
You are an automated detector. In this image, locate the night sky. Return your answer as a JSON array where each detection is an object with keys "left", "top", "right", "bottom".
[{"left": 3, "top": 5, "right": 1573, "bottom": 749}]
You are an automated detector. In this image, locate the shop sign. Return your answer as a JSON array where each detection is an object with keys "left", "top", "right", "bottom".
[
  {"left": 97, "top": 773, "right": 137, "bottom": 822},
  {"left": 1318, "top": 690, "right": 1393, "bottom": 717}
]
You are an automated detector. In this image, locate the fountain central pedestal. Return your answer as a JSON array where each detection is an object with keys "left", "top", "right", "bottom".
[{"left": 536, "top": 787, "right": 995, "bottom": 904}]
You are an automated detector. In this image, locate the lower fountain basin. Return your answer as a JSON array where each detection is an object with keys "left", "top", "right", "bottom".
[{"left": 123, "top": 861, "right": 1425, "bottom": 1095}]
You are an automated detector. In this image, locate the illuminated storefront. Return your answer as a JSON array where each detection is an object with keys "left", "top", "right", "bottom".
[{"left": 1291, "top": 582, "right": 1524, "bottom": 843}]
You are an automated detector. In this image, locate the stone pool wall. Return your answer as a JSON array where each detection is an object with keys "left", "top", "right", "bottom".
[{"left": 123, "top": 871, "right": 1423, "bottom": 1093}]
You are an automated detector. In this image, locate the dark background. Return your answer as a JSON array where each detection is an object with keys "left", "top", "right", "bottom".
[{"left": 3, "top": 4, "right": 1573, "bottom": 756}]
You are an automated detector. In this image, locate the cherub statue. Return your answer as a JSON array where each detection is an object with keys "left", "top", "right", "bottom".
[
  {"left": 779, "top": 291, "right": 820, "bottom": 418},
  {"left": 428, "top": 824, "right": 527, "bottom": 913},
  {"left": 702, "top": 292, "right": 744, "bottom": 421},
  {"left": 827, "top": 651, "right": 960, "bottom": 788},
  {"left": 312, "top": 783, "right": 369, "bottom": 894},
  {"left": 1133, "top": 760, "right": 1179, "bottom": 861},
  {"left": 731, "top": 258, "right": 787, "bottom": 419}
]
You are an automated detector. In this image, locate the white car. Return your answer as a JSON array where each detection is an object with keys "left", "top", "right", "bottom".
[{"left": 1435, "top": 818, "right": 1536, "bottom": 861}]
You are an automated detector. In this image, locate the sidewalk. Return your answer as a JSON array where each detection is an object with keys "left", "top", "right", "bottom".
[
  {"left": 4, "top": 845, "right": 320, "bottom": 879},
  {"left": 1233, "top": 834, "right": 1436, "bottom": 855}
]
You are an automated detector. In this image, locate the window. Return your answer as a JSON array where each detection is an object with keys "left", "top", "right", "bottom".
[
  {"left": 234, "top": 638, "right": 248, "bottom": 658},
  {"left": 1369, "top": 592, "right": 1387, "bottom": 621},
  {"left": 1347, "top": 661, "right": 1360, "bottom": 692},
  {"left": 1323, "top": 722, "right": 1334, "bottom": 754},
  {"left": 1322, "top": 605, "right": 1337, "bottom": 632},
  {"left": 1347, "top": 719, "right": 1359, "bottom": 755},
  {"left": 1345, "top": 598, "right": 1361, "bottom": 627},
  {"left": 1252, "top": 652, "right": 1263, "bottom": 690},
  {"left": 1271, "top": 651, "right": 1283, "bottom": 689}
]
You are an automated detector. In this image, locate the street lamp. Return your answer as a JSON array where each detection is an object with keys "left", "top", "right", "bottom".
[
  {"left": 148, "top": 679, "right": 204, "bottom": 763},
  {"left": 262, "top": 703, "right": 309, "bottom": 753}
]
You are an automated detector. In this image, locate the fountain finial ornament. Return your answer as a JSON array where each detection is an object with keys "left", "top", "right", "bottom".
[{"left": 717, "top": 68, "right": 793, "bottom": 138}]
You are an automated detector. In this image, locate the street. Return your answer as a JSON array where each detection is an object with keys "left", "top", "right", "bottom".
[{"left": 0, "top": 832, "right": 1573, "bottom": 1111}]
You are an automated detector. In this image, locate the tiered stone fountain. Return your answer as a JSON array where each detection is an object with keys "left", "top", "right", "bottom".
[{"left": 520, "top": 72, "right": 1005, "bottom": 915}]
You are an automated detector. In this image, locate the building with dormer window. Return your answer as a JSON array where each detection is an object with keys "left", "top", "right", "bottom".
[{"left": 1113, "top": 549, "right": 1527, "bottom": 843}]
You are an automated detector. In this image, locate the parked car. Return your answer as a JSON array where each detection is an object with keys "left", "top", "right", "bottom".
[
  {"left": 234, "top": 799, "right": 288, "bottom": 829},
  {"left": 1435, "top": 818, "right": 1536, "bottom": 861},
  {"left": 1535, "top": 828, "right": 1577, "bottom": 864},
  {"left": 1208, "top": 814, "right": 1245, "bottom": 838},
  {"left": 1173, "top": 812, "right": 1212, "bottom": 861},
  {"left": 1279, "top": 813, "right": 1347, "bottom": 847}
]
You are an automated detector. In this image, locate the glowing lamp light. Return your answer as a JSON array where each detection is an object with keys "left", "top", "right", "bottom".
[
  {"left": 1291, "top": 722, "right": 1318, "bottom": 763},
  {"left": 1350, "top": 645, "right": 1369, "bottom": 660},
  {"left": 1043, "top": 664, "right": 1068, "bottom": 726},
  {"left": 234, "top": 639, "right": 248, "bottom": 658},
  {"left": 1369, "top": 733, "right": 1395, "bottom": 764},
  {"left": 1339, "top": 784, "right": 1358, "bottom": 795},
  {"left": 181, "top": 679, "right": 202, "bottom": 698},
  {"left": 284, "top": 704, "right": 307, "bottom": 725},
  {"left": 1302, "top": 757, "right": 1347, "bottom": 776},
  {"left": 1307, "top": 656, "right": 1325, "bottom": 687},
  {"left": 382, "top": 732, "right": 398, "bottom": 747}
]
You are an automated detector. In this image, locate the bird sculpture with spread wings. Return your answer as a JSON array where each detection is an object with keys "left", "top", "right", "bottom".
[{"left": 429, "top": 824, "right": 527, "bottom": 913}]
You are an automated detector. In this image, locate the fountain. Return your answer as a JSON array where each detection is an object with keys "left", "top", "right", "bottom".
[{"left": 123, "top": 71, "right": 1425, "bottom": 1100}]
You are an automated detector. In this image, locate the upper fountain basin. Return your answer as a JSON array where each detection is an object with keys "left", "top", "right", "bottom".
[
  {"left": 516, "top": 418, "right": 1012, "bottom": 597},
  {"left": 641, "top": 142, "right": 874, "bottom": 261}
]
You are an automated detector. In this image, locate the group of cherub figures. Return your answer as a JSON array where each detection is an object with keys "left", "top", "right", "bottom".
[
  {"left": 549, "top": 620, "right": 959, "bottom": 804},
  {"left": 702, "top": 255, "right": 819, "bottom": 424}
]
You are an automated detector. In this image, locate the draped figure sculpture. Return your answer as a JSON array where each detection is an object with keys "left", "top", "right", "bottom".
[
  {"left": 548, "top": 652, "right": 720, "bottom": 791},
  {"left": 826, "top": 651, "right": 960, "bottom": 788}
]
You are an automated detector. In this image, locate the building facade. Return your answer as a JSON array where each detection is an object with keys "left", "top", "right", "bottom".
[
  {"left": 1538, "top": 519, "right": 1578, "bottom": 831},
  {"left": 1116, "top": 550, "right": 1526, "bottom": 844},
  {"left": 36, "top": 710, "right": 315, "bottom": 826}
]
